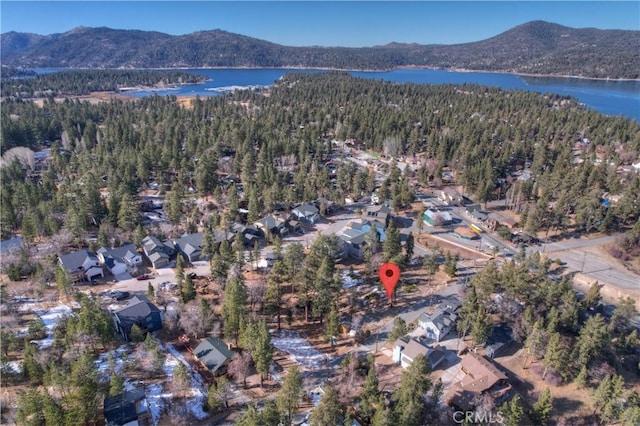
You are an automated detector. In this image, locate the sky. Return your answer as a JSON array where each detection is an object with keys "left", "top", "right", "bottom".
[{"left": 1, "top": 1, "right": 639, "bottom": 47}]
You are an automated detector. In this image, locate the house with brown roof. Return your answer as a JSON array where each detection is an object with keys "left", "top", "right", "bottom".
[{"left": 446, "top": 352, "right": 511, "bottom": 411}]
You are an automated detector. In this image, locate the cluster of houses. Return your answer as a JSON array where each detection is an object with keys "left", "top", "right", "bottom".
[
  {"left": 390, "top": 295, "right": 512, "bottom": 412},
  {"left": 392, "top": 296, "right": 461, "bottom": 369},
  {"left": 56, "top": 199, "right": 332, "bottom": 282}
]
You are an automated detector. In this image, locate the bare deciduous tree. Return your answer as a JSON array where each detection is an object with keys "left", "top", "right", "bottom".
[
  {"left": 178, "top": 301, "right": 207, "bottom": 339},
  {"left": 228, "top": 350, "right": 252, "bottom": 388},
  {"left": 246, "top": 275, "right": 267, "bottom": 312}
]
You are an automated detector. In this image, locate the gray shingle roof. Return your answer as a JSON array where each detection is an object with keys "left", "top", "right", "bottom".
[
  {"left": 293, "top": 203, "right": 319, "bottom": 217},
  {"left": 114, "top": 296, "right": 160, "bottom": 325},
  {"left": 59, "top": 249, "right": 98, "bottom": 272},
  {"left": 193, "top": 337, "right": 233, "bottom": 373}
]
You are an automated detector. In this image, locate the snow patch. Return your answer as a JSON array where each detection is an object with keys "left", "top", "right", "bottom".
[
  {"left": 7, "top": 361, "right": 22, "bottom": 373},
  {"left": 145, "top": 383, "right": 165, "bottom": 424},
  {"left": 341, "top": 269, "right": 364, "bottom": 289},
  {"left": 161, "top": 342, "right": 208, "bottom": 420},
  {"left": 30, "top": 303, "right": 74, "bottom": 349},
  {"left": 94, "top": 345, "right": 129, "bottom": 375},
  {"left": 271, "top": 330, "right": 332, "bottom": 370}
]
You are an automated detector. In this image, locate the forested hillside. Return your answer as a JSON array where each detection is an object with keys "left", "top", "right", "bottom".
[
  {"left": 2, "top": 21, "right": 639, "bottom": 79},
  {"left": 1, "top": 72, "right": 639, "bottom": 244},
  {"left": 0, "top": 69, "right": 207, "bottom": 97}
]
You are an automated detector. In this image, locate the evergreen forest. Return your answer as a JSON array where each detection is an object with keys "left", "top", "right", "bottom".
[{"left": 1, "top": 72, "right": 639, "bottom": 243}]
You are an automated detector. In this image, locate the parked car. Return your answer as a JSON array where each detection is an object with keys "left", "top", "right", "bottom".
[
  {"left": 136, "top": 274, "right": 150, "bottom": 281},
  {"left": 111, "top": 291, "right": 130, "bottom": 301}
]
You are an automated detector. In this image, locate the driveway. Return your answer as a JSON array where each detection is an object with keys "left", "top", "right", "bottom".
[{"left": 113, "top": 266, "right": 177, "bottom": 293}]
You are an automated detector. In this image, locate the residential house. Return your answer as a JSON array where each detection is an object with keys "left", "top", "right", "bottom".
[
  {"left": 254, "top": 214, "right": 287, "bottom": 237},
  {"left": 392, "top": 336, "right": 447, "bottom": 370},
  {"left": 292, "top": 203, "right": 320, "bottom": 224},
  {"left": 440, "top": 187, "right": 464, "bottom": 206},
  {"left": 147, "top": 251, "right": 170, "bottom": 269},
  {"left": 418, "top": 297, "right": 461, "bottom": 342},
  {"left": 142, "top": 235, "right": 175, "bottom": 269},
  {"left": 423, "top": 209, "right": 453, "bottom": 226},
  {"left": 446, "top": 352, "right": 511, "bottom": 411},
  {"left": 231, "top": 223, "right": 262, "bottom": 246},
  {"left": 173, "top": 233, "right": 205, "bottom": 263},
  {"left": 193, "top": 337, "right": 233, "bottom": 375},
  {"left": 112, "top": 295, "right": 162, "bottom": 341},
  {"left": 103, "top": 386, "right": 149, "bottom": 426},
  {"left": 58, "top": 249, "right": 104, "bottom": 283},
  {"left": 337, "top": 220, "right": 385, "bottom": 260},
  {"left": 97, "top": 243, "right": 143, "bottom": 280},
  {"left": 363, "top": 204, "right": 392, "bottom": 228}
]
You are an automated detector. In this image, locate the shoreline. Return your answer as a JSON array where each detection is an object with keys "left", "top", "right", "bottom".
[{"left": 31, "top": 66, "right": 640, "bottom": 82}]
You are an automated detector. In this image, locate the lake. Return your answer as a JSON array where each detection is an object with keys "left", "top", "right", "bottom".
[{"left": 88, "top": 68, "right": 640, "bottom": 122}]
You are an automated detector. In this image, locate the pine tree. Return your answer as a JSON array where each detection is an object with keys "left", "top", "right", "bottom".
[
  {"left": 109, "top": 374, "right": 125, "bottom": 396},
  {"left": 360, "top": 364, "right": 381, "bottom": 421},
  {"left": 383, "top": 222, "right": 402, "bottom": 262},
  {"left": 265, "top": 260, "right": 286, "bottom": 330},
  {"left": 147, "top": 281, "right": 155, "bottom": 300},
  {"left": 324, "top": 305, "right": 340, "bottom": 345},
  {"left": 416, "top": 205, "right": 425, "bottom": 234},
  {"left": 531, "top": 388, "right": 553, "bottom": 426},
  {"left": 236, "top": 404, "right": 261, "bottom": 426},
  {"left": 575, "top": 314, "right": 609, "bottom": 369},
  {"left": 371, "top": 395, "right": 393, "bottom": 426},
  {"left": 308, "top": 385, "right": 342, "bottom": 426},
  {"left": 16, "top": 388, "right": 45, "bottom": 425},
  {"left": 594, "top": 374, "right": 624, "bottom": 424},
  {"left": 388, "top": 317, "right": 408, "bottom": 342},
  {"left": 23, "top": 342, "right": 43, "bottom": 384},
  {"left": 175, "top": 254, "right": 185, "bottom": 294},
  {"left": 130, "top": 324, "right": 145, "bottom": 342},
  {"left": 542, "top": 332, "right": 568, "bottom": 380},
  {"left": 392, "top": 353, "right": 431, "bottom": 426},
  {"left": 182, "top": 274, "right": 196, "bottom": 303},
  {"left": 404, "top": 232, "right": 414, "bottom": 263},
  {"left": 277, "top": 366, "right": 303, "bottom": 426},
  {"left": 222, "top": 275, "right": 248, "bottom": 346},
  {"left": 500, "top": 395, "right": 524, "bottom": 426},
  {"left": 584, "top": 282, "right": 603, "bottom": 311},
  {"left": 253, "top": 321, "right": 274, "bottom": 387}
]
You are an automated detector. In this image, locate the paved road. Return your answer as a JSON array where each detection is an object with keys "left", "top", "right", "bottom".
[{"left": 528, "top": 234, "right": 639, "bottom": 292}]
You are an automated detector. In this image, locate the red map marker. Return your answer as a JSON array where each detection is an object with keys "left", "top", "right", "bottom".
[{"left": 379, "top": 262, "right": 400, "bottom": 302}]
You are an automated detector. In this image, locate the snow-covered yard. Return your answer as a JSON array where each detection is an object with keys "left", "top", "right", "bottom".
[
  {"left": 92, "top": 340, "right": 210, "bottom": 425},
  {"left": 25, "top": 303, "right": 74, "bottom": 349},
  {"left": 271, "top": 330, "right": 333, "bottom": 370}
]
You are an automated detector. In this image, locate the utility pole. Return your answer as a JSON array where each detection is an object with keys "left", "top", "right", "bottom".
[{"left": 580, "top": 252, "right": 587, "bottom": 273}]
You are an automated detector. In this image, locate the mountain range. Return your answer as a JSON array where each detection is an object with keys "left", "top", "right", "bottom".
[{"left": 2, "top": 21, "right": 639, "bottom": 79}]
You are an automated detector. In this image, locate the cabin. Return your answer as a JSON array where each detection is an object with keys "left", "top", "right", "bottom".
[{"left": 193, "top": 337, "right": 233, "bottom": 375}]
